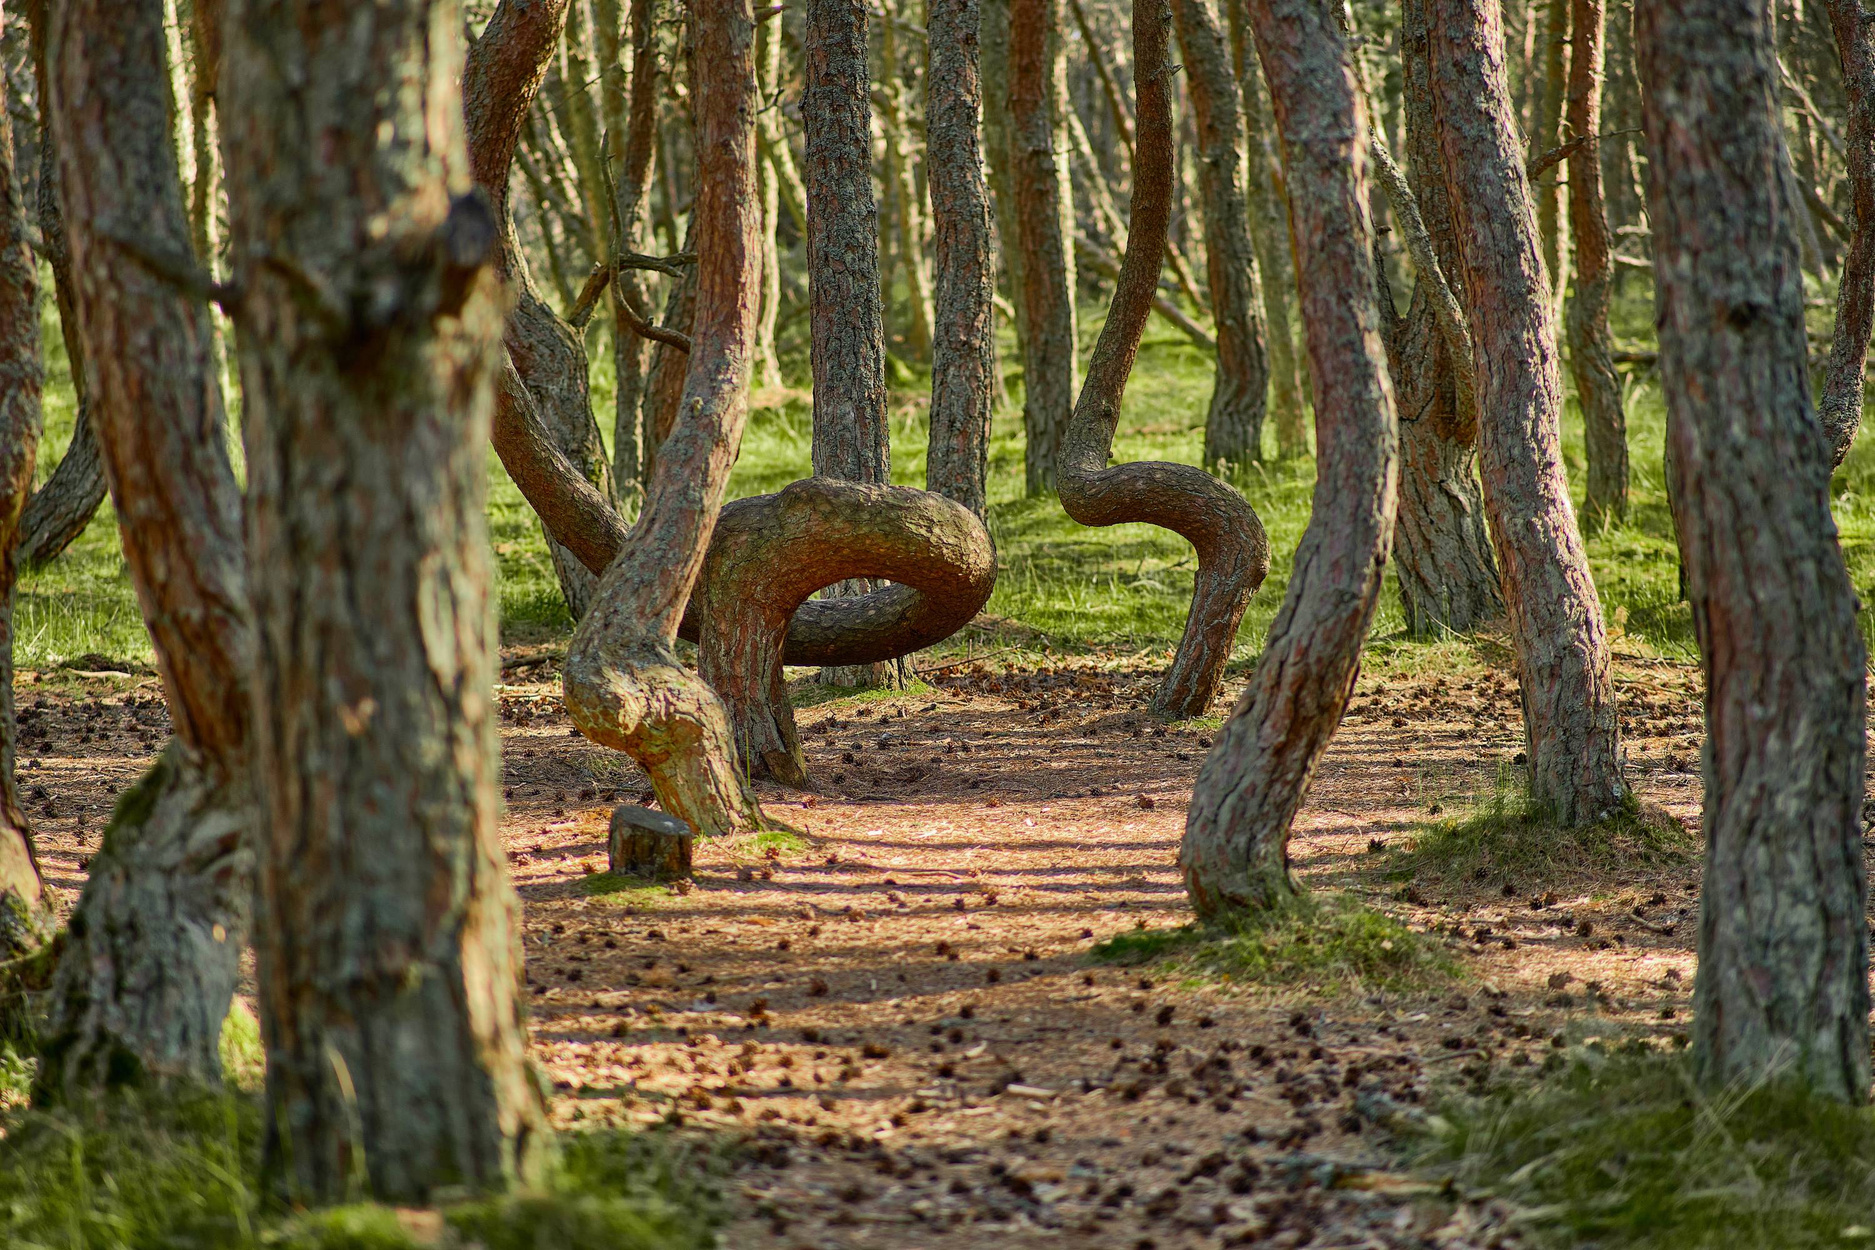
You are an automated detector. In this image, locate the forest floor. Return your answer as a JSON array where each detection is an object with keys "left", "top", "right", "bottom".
[{"left": 14, "top": 628, "right": 1724, "bottom": 1250}]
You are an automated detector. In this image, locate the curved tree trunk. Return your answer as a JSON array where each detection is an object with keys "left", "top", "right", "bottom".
[
  {"left": 1822, "top": 0, "right": 1875, "bottom": 467},
  {"left": 1056, "top": 0, "right": 1270, "bottom": 722},
  {"left": 224, "top": 0, "right": 548, "bottom": 1202},
  {"left": 925, "top": 0, "right": 998, "bottom": 517},
  {"left": 1010, "top": 0, "right": 1078, "bottom": 495},
  {"left": 1173, "top": 0, "right": 1271, "bottom": 472},
  {"left": 562, "top": 0, "right": 770, "bottom": 838},
  {"left": 0, "top": 18, "right": 45, "bottom": 997},
  {"left": 1426, "top": 0, "right": 1628, "bottom": 826},
  {"left": 1181, "top": 0, "right": 1397, "bottom": 919},
  {"left": 36, "top": 0, "right": 253, "bottom": 1100},
  {"left": 1384, "top": 0, "right": 1502, "bottom": 637},
  {"left": 1568, "top": 0, "right": 1626, "bottom": 528},
  {"left": 1639, "top": 0, "right": 1870, "bottom": 1103}
]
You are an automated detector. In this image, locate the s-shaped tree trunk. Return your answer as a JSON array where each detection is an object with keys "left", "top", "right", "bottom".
[
  {"left": 223, "top": 0, "right": 548, "bottom": 1201},
  {"left": 1056, "top": 0, "right": 1270, "bottom": 722},
  {"left": 1821, "top": 0, "right": 1875, "bottom": 467},
  {"left": 35, "top": 0, "right": 254, "bottom": 1101},
  {"left": 1426, "top": 0, "right": 1628, "bottom": 826},
  {"left": 1639, "top": 0, "right": 1870, "bottom": 1104},
  {"left": 1567, "top": 0, "right": 1627, "bottom": 528},
  {"left": 1172, "top": 0, "right": 1271, "bottom": 473},
  {"left": 1181, "top": 0, "right": 1398, "bottom": 918}
]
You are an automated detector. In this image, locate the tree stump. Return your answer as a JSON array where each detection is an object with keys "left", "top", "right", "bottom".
[{"left": 608, "top": 806, "right": 694, "bottom": 880}]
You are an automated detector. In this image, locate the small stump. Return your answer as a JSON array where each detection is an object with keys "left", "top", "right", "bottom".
[{"left": 608, "top": 805, "right": 694, "bottom": 880}]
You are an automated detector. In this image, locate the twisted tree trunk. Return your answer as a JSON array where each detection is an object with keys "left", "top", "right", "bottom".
[
  {"left": 1056, "top": 0, "right": 1269, "bottom": 722},
  {"left": 925, "top": 0, "right": 999, "bottom": 516},
  {"left": 1182, "top": 0, "right": 1397, "bottom": 918},
  {"left": 1173, "top": 0, "right": 1271, "bottom": 473},
  {"left": 223, "top": 0, "right": 548, "bottom": 1200},
  {"left": 1639, "top": 0, "right": 1869, "bottom": 1103},
  {"left": 1426, "top": 0, "right": 1628, "bottom": 825},
  {"left": 1010, "top": 0, "right": 1078, "bottom": 495},
  {"left": 1822, "top": 0, "right": 1875, "bottom": 467},
  {"left": 1567, "top": 0, "right": 1626, "bottom": 527}
]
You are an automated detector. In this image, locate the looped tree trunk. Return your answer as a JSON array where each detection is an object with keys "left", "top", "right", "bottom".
[
  {"left": 1054, "top": 0, "right": 1269, "bottom": 722},
  {"left": 689, "top": 479, "right": 996, "bottom": 787}
]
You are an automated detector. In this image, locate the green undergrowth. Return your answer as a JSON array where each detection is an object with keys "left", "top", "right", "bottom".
[
  {"left": 1418, "top": 1050, "right": 1875, "bottom": 1249},
  {"left": 577, "top": 872, "right": 675, "bottom": 904},
  {"left": 1388, "top": 763, "right": 1694, "bottom": 890},
  {"left": 0, "top": 1073, "right": 727, "bottom": 1250},
  {"left": 1089, "top": 892, "right": 1454, "bottom": 994},
  {"left": 786, "top": 675, "right": 939, "bottom": 710}
]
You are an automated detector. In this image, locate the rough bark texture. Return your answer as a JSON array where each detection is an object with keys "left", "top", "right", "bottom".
[
  {"left": 1056, "top": 0, "right": 1270, "bottom": 722},
  {"left": 1639, "top": 0, "right": 1870, "bottom": 1103},
  {"left": 223, "top": 0, "right": 548, "bottom": 1201},
  {"left": 0, "top": 7, "right": 45, "bottom": 986},
  {"left": 465, "top": 0, "right": 618, "bottom": 623},
  {"left": 1426, "top": 0, "right": 1628, "bottom": 825},
  {"left": 925, "top": 0, "right": 998, "bottom": 517},
  {"left": 36, "top": 0, "right": 254, "bottom": 1100},
  {"left": 1568, "top": 0, "right": 1626, "bottom": 527},
  {"left": 693, "top": 480, "right": 996, "bottom": 786},
  {"left": 1010, "top": 0, "right": 1078, "bottom": 495},
  {"left": 1530, "top": 0, "right": 1569, "bottom": 314},
  {"left": 1385, "top": 0, "right": 1503, "bottom": 637},
  {"left": 608, "top": 805, "right": 693, "bottom": 878},
  {"left": 754, "top": 14, "right": 785, "bottom": 389},
  {"left": 1823, "top": 0, "right": 1875, "bottom": 467},
  {"left": 880, "top": 6, "right": 934, "bottom": 361},
  {"left": 562, "top": 0, "right": 770, "bottom": 839},
  {"left": 607, "top": 0, "right": 662, "bottom": 493},
  {"left": 1173, "top": 0, "right": 1271, "bottom": 472},
  {"left": 1181, "top": 0, "right": 1397, "bottom": 918}
]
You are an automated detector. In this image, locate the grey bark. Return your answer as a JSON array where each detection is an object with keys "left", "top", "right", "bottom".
[
  {"left": 1639, "top": 0, "right": 1870, "bottom": 1103},
  {"left": 1181, "top": 0, "right": 1397, "bottom": 917},
  {"left": 1426, "top": 0, "right": 1629, "bottom": 825},
  {"left": 1821, "top": 0, "right": 1875, "bottom": 466},
  {"left": 1172, "top": 0, "right": 1271, "bottom": 471},
  {"left": 223, "top": 0, "right": 548, "bottom": 1200}
]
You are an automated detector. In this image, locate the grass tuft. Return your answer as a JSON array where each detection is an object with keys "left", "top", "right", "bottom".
[
  {"left": 1418, "top": 1050, "right": 1875, "bottom": 1249},
  {"left": 1090, "top": 892, "right": 1453, "bottom": 993},
  {"left": 1389, "top": 762, "right": 1693, "bottom": 888}
]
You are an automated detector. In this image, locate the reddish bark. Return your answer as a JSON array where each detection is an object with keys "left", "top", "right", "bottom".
[{"left": 1567, "top": 0, "right": 1626, "bottom": 526}]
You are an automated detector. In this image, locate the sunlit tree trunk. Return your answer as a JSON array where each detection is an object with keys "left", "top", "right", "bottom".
[
  {"left": 1639, "top": 0, "right": 1870, "bottom": 1104},
  {"left": 1566, "top": 0, "right": 1627, "bottom": 527}
]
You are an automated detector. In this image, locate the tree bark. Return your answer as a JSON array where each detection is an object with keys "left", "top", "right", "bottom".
[
  {"left": 562, "top": 0, "right": 771, "bottom": 838},
  {"left": 1010, "top": 0, "right": 1078, "bottom": 495},
  {"left": 1426, "top": 0, "right": 1628, "bottom": 825},
  {"left": 1530, "top": 0, "right": 1569, "bottom": 317},
  {"left": 1181, "top": 0, "right": 1396, "bottom": 918},
  {"left": 35, "top": 0, "right": 255, "bottom": 1100},
  {"left": 1638, "top": 0, "right": 1869, "bottom": 1103},
  {"left": 754, "top": 13, "right": 786, "bottom": 388},
  {"left": 0, "top": 3, "right": 45, "bottom": 990},
  {"left": 1382, "top": 0, "right": 1503, "bottom": 637},
  {"left": 1056, "top": 0, "right": 1269, "bottom": 722},
  {"left": 880, "top": 4, "right": 934, "bottom": 361},
  {"left": 604, "top": 0, "right": 662, "bottom": 495},
  {"left": 1822, "top": 0, "right": 1875, "bottom": 467},
  {"left": 1172, "top": 0, "right": 1271, "bottom": 472},
  {"left": 1567, "top": 0, "right": 1627, "bottom": 526},
  {"left": 925, "top": 0, "right": 999, "bottom": 516},
  {"left": 223, "top": 0, "right": 549, "bottom": 1201}
]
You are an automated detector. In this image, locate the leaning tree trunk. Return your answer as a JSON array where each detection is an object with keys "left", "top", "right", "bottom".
[
  {"left": 223, "top": 0, "right": 548, "bottom": 1202},
  {"left": 1173, "top": 0, "right": 1271, "bottom": 473},
  {"left": 1384, "top": 0, "right": 1503, "bottom": 637},
  {"left": 1010, "top": 0, "right": 1079, "bottom": 495},
  {"left": 1056, "top": 0, "right": 1270, "bottom": 722},
  {"left": 1426, "top": 0, "right": 1629, "bottom": 825},
  {"left": 561, "top": 0, "right": 771, "bottom": 836},
  {"left": 925, "top": 0, "right": 999, "bottom": 516},
  {"left": 0, "top": 14, "right": 45, "bottom": 997},
  {"left": 35, "top": 0, "right": 254, "bottom": 1101},
  {"left": 1567, "top": 0, "right": 1626, "bottom": 528},
  {"left": 1822, "top": 0, "right": 1875, "bottom": 467},
  {"left": 1639, "top": 0, "right": 1870, "bottom": 1103},
  {"left": 1181, "top": 0, "right": 1397, "bottom": 918}
]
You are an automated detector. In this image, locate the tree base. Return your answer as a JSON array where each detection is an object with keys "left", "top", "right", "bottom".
[{"left": 608, "top": 805, "right": 694, "bottom": 879}]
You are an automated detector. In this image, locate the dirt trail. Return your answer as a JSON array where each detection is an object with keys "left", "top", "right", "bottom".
[{"left": 16, "top": 648, "right": 1721, "bottom": 1248}]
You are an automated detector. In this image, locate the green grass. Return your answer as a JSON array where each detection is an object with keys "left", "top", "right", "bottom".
[
  {"left": 1090, "top": 891, "right": 1454, "bottom": 994},
  {"left": 0, "top": 1074, "right": 728, "bottom": 1250},
  {"left": 1419, "top": 1050, "right": 1875, "bottom": 1249},
  {"left": 576, "top": 871, "right": 674, "bottom": 903},
  {"left": 1386, "top": 761, "right": 1696, "bottom": 889}
]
